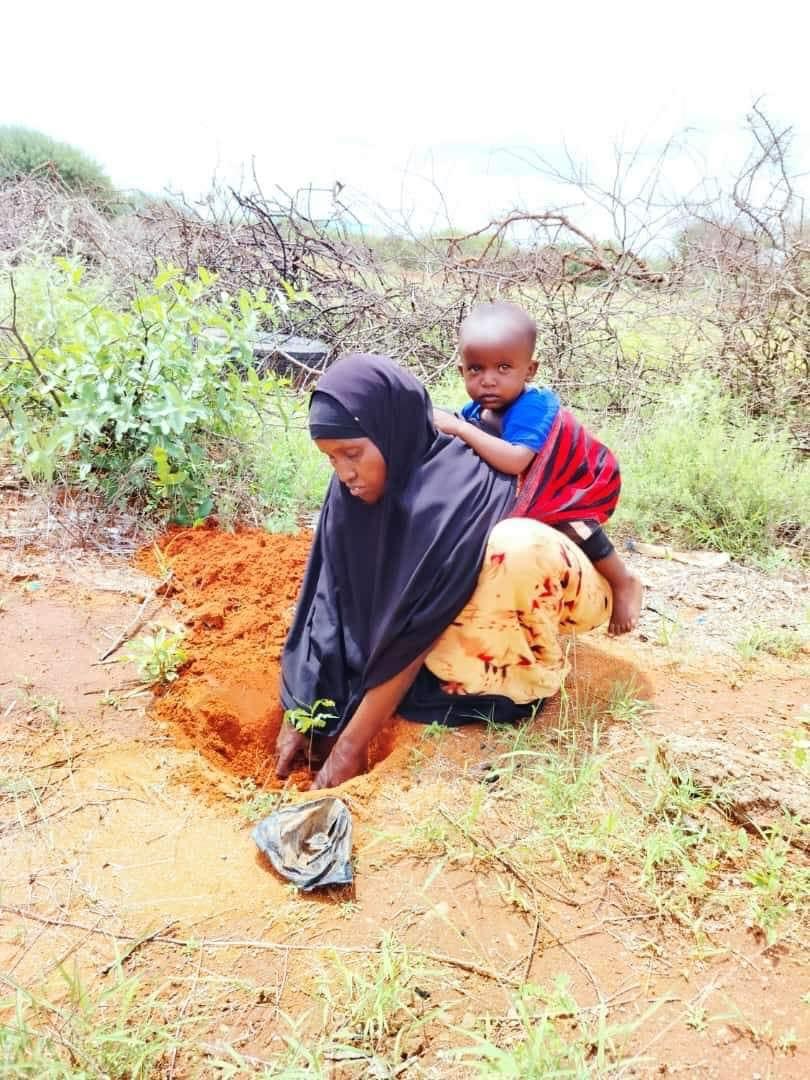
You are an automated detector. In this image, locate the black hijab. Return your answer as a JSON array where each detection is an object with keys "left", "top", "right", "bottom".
[{"left": 280, "top": 354, "right": 521, "bottom": 732}]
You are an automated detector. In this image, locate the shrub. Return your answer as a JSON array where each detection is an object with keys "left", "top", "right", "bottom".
[
  {"left": 0, "top": 260, "right": 319, "bottom": 524},
  {"left": 603, "top": 377, "right": 810, "bottom": 560},
  {"left": 0, "top": 126, "right": 115, "bottom": 198}
]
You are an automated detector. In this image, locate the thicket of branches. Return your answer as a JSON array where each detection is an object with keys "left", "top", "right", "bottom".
[{"left": 1, "top": 105, "right": 807, "bottom": 424}]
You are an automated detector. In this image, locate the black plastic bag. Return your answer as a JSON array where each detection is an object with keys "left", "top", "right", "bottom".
[{"left": 252, "top": 797, "right": 353, "bottom": 890}]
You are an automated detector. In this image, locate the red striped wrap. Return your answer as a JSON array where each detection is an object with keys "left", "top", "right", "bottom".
[{"left": 509, "top": 409, "right": 621, "bottom": 525}]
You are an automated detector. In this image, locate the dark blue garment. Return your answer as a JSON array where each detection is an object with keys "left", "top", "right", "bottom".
[
  {"left": 462, "top": 386, "right": 559, "bottom": 451},
  {"left": 281, "top": 355, "right": 517, "bottom": 734}
]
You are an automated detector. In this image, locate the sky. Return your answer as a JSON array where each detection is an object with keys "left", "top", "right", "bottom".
[{"left": 3, "top": 1, "right": 809, "bottom": 242}]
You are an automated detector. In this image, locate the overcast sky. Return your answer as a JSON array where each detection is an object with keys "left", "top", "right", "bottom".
[{"left": 4, "top": 1, "right": 808, "bottom": 238}]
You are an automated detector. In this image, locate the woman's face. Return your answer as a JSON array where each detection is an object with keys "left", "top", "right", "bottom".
[{"left": 315, "top": 437, "right": 387, "bottom": 503}]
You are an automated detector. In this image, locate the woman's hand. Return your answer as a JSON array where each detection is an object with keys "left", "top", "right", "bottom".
[
  {"left": 311, "top": 734, "right": 368, "bottom": 789},
  {"left": 433, "top": 409, "right": 461, "bottom": 437},
  {"left": 275, "top": 724, "right": 308, "bottom": 778}
]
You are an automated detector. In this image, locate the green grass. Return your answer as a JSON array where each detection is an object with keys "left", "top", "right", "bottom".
[
  {"left": 0, "top": 971, "right": 174, "bottom": 1078},
  {"left": 454, "top": 977, "right": 646, "bottom": 1077},
  {"left": 601, "top": 376, "right": 810, "bottom": 560},
  {"left": 315, "top": 933, "right": 434, "bottom": 1057},
  {"left": 736, "top": 625, "right": 806, "bottom": 661}
]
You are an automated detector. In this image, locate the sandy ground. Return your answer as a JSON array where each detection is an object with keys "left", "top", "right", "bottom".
[{"left": 1, "top": 494, "right": 808, "bottom": 1077}]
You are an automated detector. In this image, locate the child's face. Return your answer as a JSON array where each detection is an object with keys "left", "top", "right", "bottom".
[{"left": 458, "top": 332, "right": 538, "bottom": 412}]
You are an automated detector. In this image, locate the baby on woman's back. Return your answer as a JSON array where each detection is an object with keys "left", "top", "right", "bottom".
[{"left": 433, "top": 301, "right": 642, "bottom": 635}]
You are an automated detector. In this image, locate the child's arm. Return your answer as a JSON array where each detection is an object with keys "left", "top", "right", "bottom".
[{"left": 434, "top": 410, "right": 534, "bottom": 475}]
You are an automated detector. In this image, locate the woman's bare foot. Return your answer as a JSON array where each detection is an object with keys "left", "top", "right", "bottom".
[
  {"left": 311, "top": 735, "right": 368, "bottom": 789},
  {"left": 609, "top": 571, "right": 643, "bottom": 635}
]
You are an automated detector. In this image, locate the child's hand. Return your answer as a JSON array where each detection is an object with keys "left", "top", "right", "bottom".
[{"left": 433, "top": 409, "right": 461, "bottom": 437}]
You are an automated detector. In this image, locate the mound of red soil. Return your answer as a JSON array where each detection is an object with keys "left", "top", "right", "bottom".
[
  {"left": 142, "top": 527, "right": 312, "bottom": 786},
  {"left": 141, "top": 526, "right": 414, "bottom": 791}
]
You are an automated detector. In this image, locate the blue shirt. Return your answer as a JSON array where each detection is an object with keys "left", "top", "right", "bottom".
[{"left": 461, "top": 386, "right": 560, "bottom": 452}]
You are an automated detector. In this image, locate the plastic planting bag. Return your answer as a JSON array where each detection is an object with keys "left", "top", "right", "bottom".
[{"left": 252, "top": 797, "right": 353, "bottom": 890}]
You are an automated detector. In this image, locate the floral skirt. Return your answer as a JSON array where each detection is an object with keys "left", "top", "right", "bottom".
[{"left": 426, "top": 518, "right": 612, "bottom": 703}]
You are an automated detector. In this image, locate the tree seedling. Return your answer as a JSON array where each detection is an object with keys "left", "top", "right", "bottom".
[{"left": 284, "top": 698, "right": 337, "bottom": 735}]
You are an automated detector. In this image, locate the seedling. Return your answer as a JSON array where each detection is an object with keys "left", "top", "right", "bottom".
[
  {"left": 284, "top": 697, "right": 337, "bottom": 735},
  {"left": 123, "top": 627, "right": 187, "bottom": 685}
]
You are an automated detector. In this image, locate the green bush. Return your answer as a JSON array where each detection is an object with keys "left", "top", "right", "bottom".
[
  {"left": 0, "top": 126, "right": 115, "bottom": 197},
  {"left": 603, "top": 377, "right": 810, "bottom": 559},
  {"left": 0, "top": 260, "right": 324, "bottom": 524}
]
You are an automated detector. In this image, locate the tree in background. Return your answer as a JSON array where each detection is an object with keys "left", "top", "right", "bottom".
[{"left": 0, "top": 126, "right": 114, "bottom": 198}]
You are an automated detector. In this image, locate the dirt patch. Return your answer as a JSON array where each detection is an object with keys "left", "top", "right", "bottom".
[
  {"left": 3, "top": 506, "right": 809, "bottom": 1077},
  {"left": 141, "top": 527, "right": 655, "bottom": 795},
  {"left": 137, "top": 526, "right": 311, "bottom": 785}
]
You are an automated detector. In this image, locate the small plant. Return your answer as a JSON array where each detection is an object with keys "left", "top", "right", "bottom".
[
  {"left": 284, "top": 698, "right": 337, "bottom": 735},
  {"left": 455, "top": 977, "right": 641, "bottom": 1076},
  {"left": 744, "top": 833, "right": 810, "bottom": 945},
  {"left": 26, "top": 695, "right": 61, "bottom": 727},
  {"left": 736, "top": 625, "right": 805, "bottom": 662},
  {"left": 236, "top": 778, "right": 282, "bottom": 822},
  {"left": 607, "top": 679, "right": 652, "bottom": 725},
  {"left": 782, "top": 706, "right": 810, "bottom": 771},
  {"left": 123, "top": 627, "right": 187, "bottom": 685}
]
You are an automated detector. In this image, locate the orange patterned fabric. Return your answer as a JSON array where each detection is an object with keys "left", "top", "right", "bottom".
[{"left": 426, "top": 518, "right": 612, "bottom": 702}]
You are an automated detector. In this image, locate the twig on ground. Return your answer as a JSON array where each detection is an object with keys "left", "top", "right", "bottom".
[
  {"left": 100, "top": 919, "right": 179, "bottom": 976},
  {"left": 438, "top": 807, "right": 605, "bottom": 999},
  {"left": 1, "top": 905, "right": 518, "bottom": 986},
  {"left": 0, "top": 795, "right": 151, "bottom": 837},
  {"left": 98, "top": 573, "right": 172, "bottom": 662},
  {"left": 436, "top": 807, "right": 578, "bottom": 907}
]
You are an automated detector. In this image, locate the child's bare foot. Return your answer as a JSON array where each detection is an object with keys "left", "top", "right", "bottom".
[{"left": 609, "top": 572, "right": 643, "bottom": 635}]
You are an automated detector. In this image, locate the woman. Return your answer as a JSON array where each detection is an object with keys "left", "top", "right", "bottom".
[{"left": 278, "top": 355, "right": 612, "bottom": 788}]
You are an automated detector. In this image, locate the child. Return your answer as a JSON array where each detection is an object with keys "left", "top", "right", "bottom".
[{"left": 434, "top": 301, "right": 642, "bottom": 635}]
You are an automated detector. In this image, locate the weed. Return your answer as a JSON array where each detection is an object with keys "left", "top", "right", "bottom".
[
  {"left": 776, "top": 1029, "right": 798, "bottom": 1054},
  {"left": 684, "top": 1003, "right": 708, "bottom": 1032},
  {"left": 736, "top": 625, "right": 805, "bottom": 661},
  {"left": 123, "top": 627, "right": 187, "bottom": 685},
  {"left": 495, "top": 876, "right": 533, "bottom": 914},
  {"left": 604, "top": 376, "right": 810, "bottom": 560},
  {"left": 744, "top": 833, "right": 810, "bottom": 945},
  {"left": 236, "top": 778, "right": 282, "bottom": 823},
  {"left": 263, "top": 509, "right": 299, "bottom": 534},
  {"left": 0, "top": 969, "right": 174, "bottom": 1078},
  {"left": 316, "top": 933, "right": 433, "bottom": 1055},
  {"left": 25, "top": 695, "right": 61, "bottom": 727},
  {"left": 607, "top": 680, "right": 652, "bottom": 725},
  {"left": 454, "top": 977, "right": 640, "bottom": 1077},
  {"left": 655, "top": 615, "right": 682, "bottom": 649},
  {"left": 782, "top": 706, "right": 810, "bottom": 771},
  {"left": 420, "top": 720, "right": 454, "bottom": 742}
]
